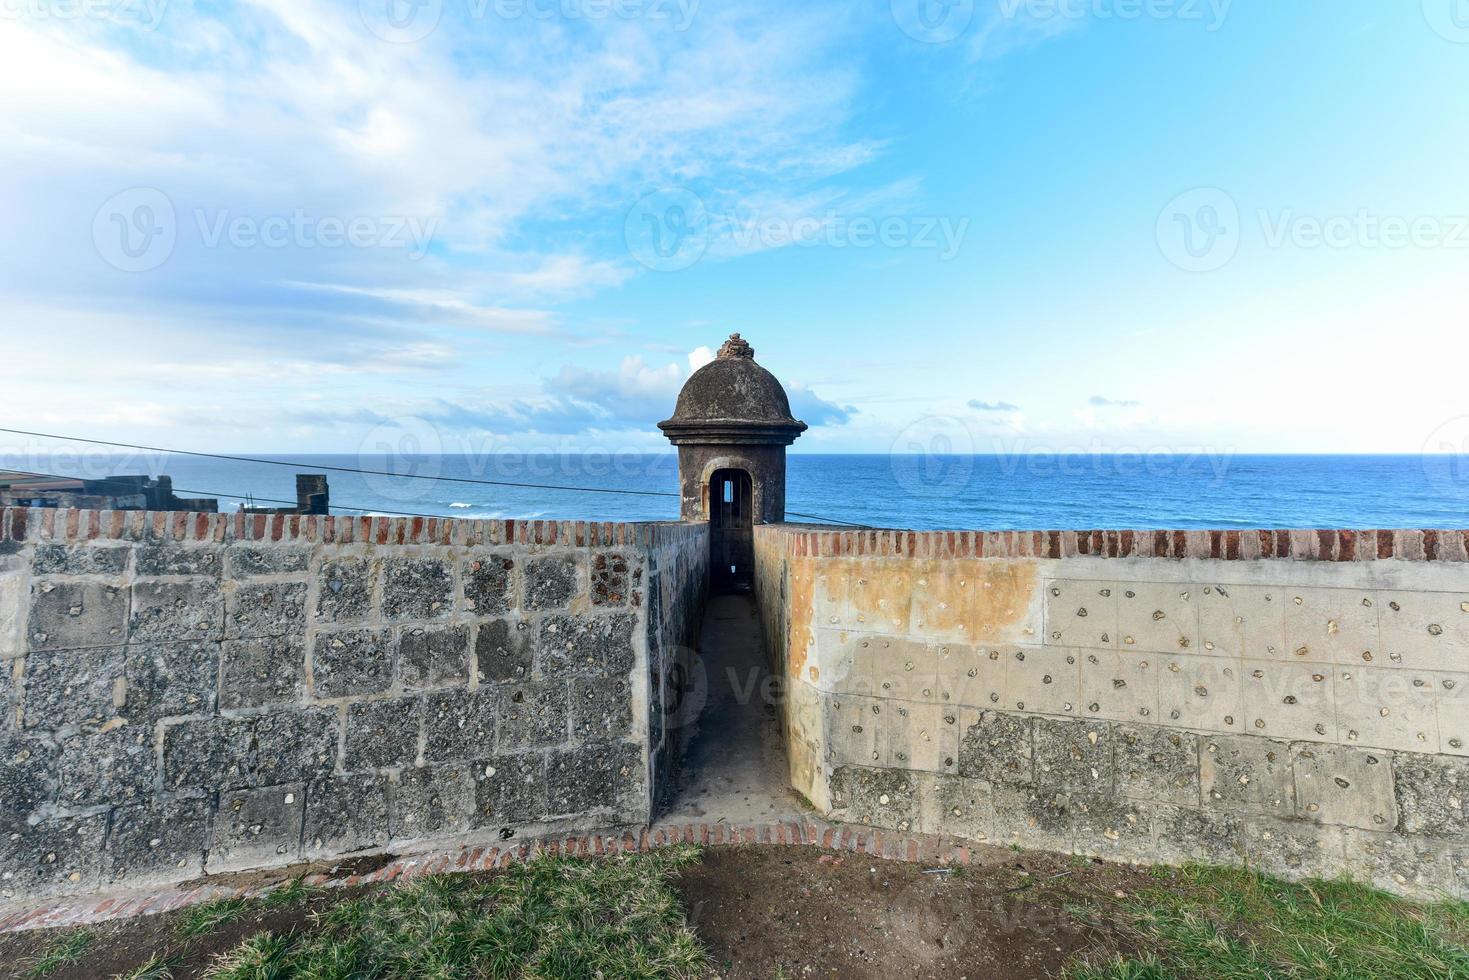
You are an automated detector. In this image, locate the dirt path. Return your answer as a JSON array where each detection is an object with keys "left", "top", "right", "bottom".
[{"left": 661, "top": 594, "right": 811, "bottom": 828}]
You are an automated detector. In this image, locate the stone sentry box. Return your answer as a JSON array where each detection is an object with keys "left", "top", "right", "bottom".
[
  {"left": 754, "top": 526, "right": 1469, "bottom": 900},
  {"left": 0, "top": 510, "right": 707, "bottom": 902}
]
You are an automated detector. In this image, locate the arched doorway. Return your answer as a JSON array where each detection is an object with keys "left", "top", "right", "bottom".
[{"left": 709, "top": 468, "right": 753, "bottom": 594}]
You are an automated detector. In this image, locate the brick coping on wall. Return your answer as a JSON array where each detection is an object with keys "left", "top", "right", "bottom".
[
  {"left": 761, "top": 524, "right": 1469, "bottom": 563},
  {"left": 0, "top": 819, "right": 984, "bottom": 934},
  {"left": 0, "top": 508, "right": 700, "bottom": 549}
]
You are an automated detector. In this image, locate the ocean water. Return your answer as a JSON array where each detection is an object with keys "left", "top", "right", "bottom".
[{"left": 5, "top": 453, "right": 1467, "bottom": 530}]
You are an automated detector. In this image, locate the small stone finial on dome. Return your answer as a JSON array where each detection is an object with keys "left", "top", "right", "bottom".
[{"left": 717, "top": 333, "right": 754, "bottom": 359}]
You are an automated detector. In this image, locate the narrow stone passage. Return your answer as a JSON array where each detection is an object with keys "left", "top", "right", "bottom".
[{"left": 661, "top": 594, "right": 811, "bottom": 826}]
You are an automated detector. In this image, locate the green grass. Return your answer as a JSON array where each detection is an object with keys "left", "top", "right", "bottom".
[
  {"left": 200, "top": 846, "right": 708, "bottom": 979},
  {"left": 21, "top": 929, "right": 93, "bottom": 978},
  {"left": 175, "top": 898, "right": 253, "bottom": 940},
  {"left": 1065, "top": 865, "right": 1469, "bottom": 980}
]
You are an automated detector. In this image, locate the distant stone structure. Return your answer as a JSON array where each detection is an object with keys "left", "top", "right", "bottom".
[
  {"left": 660, "top": 333, "right": 806, "bottom": 593},
  {"left": 242, "top": 474, "right": 330, "bottom": 516},
  {"left": 0, "top": 473, "right": 217, "bottom": 513}
]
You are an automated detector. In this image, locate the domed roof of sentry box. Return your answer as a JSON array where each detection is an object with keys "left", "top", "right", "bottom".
[{"left": 658, "top": 334, "right": 808, "bottom": 446}]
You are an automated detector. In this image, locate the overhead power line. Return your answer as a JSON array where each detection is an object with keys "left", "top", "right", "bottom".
[{"left": 0, "top": 428, "right": 870, "bottom": 528}]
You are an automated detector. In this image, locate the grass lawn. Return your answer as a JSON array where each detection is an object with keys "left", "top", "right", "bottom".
[{"left": 6, "top": 847, "right": 1468, "bottom": 979}]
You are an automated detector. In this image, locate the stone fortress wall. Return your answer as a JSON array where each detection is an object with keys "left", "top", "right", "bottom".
[
  {"left": 755, "top": 525, "right": 1469, "bottom": 899},
  {"left": 0, "top": 508, "right": 707, "bottom": 903}
]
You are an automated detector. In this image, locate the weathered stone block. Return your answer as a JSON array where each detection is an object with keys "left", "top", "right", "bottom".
[
  {"left": 423, "top": 688, "right": 497, "bottom": 762},
  {"left": 570, "top": 674, "right": 632, "bottom": 742},
  {"left": 226, "top": 581, "right": 307, "bottom": 639},
  {"left": 315, "top": 558, "right": 377, "bottom": 623},
  {"left": 1242, "top": 662, "right": 1335, "bottom": 742},
  {"left": 475, "top": 618, "right": 532, "bottom": 684},
  {"left": 591, "top": 553, "right": 631, "bottom": 606},
  {"left": 1079, "top": 651, "right": 1158, "bottom": 724},
  {"left": 134, "top": 545, "right": 221, "bottom": 578},
  {"left": 1003, "top": 646, "right": 1081, "bottom": 716},
  {"left": 1043, "top": 579, "right": 1117, "bottom": 650},
  {"left": 934, "top": 775, "right": 996, "bottom": 840},
  {"left": 822, "top": 694, "right": 879, "bottom": 768},
  {"left": 498, "top": 681, "right": 570, "bottom": 750},
  {"left": 1072, "top": 792, "right": 1153, "bottom": 862},
  {"left": 1200, "top": 735, "right": 1293, "bottom": 814},
  {"left": 1292, "top": 743, "right": 1394, "bottom": 829},
  {"left": 382, "top": 558, "right": 452, "bottom": 621},
  {"left": 31, "top": 545, "right": 128, "bottom": 577},
  {"left": 27, "top": 581, "right": 128, "bottom": 650},
  {"left": 1116, "top": 582, "right": 1197, "bottom": 654},
  {"left": 104, "top": 799, "right": 209, "bottom": 885},
  {"left": 1395, "top": 754, "right": 1469, "bottom": 836},
  {"left": 210, "top": 783, "right": 305, "bottom": 872},
  {"left": 1153, "top": 805, "right": 1245, "bottom": 866},
  {"left": 1157, "top": 654, "right": 1244, "bottom": 734},
  {"left": 473, "top": 754, "right": 547, "bottom": 827},
  {"left": 462, "top": 555, "right": 513, "bottom": 614},
  {"left": 1339, "top": 829, "right": 1454, "bottom": 897},
  {"left": 1033, "top": 718, "right": 1114, "bottom": 795},
  {"left": 225, "top": 546, "right": 310, "bottom": 578},
  {"left": 163, "top": 716, "right": 253, "bottom": 790},
  {"left": 304, "top": 775, "right": 389, "bottom": 856},
  {"left": 392, "top": 764, "right": 476, "bottom": 839},
  {"left": 0, "top": 573, "right": 21, "bottom": 660},
  {"left": 525, "top": 556, "right": 579, "bottom": 611},
  {"left": 124, "top": 641, "right": 217, "bottom": 720},
  {"left": 547, "top": 740, "right": 643, "bottom": 817},
  {"left": 0, "top": 813, "right": 106, "bottom": 900},
  {"left": 1284, "top": 587, "right": 1378, "bottom": 666},
  {"left": 253, "top": 709, "right": 338, "bottom": 787},
  {"left": 1336, "top": 667, "right": 1440, "bottom": 753},
  {"left": 873, "top": 700, "right": 959, "bottom": 774},
  {"left": 220, "top": 636, "right": 305, "bottom": 709},
  {"left": 957, "top": 709, "right": 1032, "bottom": 786},
  {"left": 345, "top": 698, "right": 422, "bottom": 771},
  {"left": 399, "top": 625, "right": 470, "bottom": 691},
  {"left": 1198, "top": 584, "right": 1286, "bottom": 660},
  {"left": 1244, "top": 817, "right": 1342, "bottom": 880},
  {"left": 538, "top": 614, "right": 637, "bottom": 675},
  {"left": 21, "top": 646, "right": 125, "bottom": 728},
  {"left": 312, "top": 628, "right": 393, "bottom": 698},
  {"left": 129, "top": 581, "right": 223, "bottom": 643},
  {"left": 1117, "top": 724, "right": 1199, "bottom": 806},
  {"left": 0, "top": 733, "right": 57, "bottom": 814},
  {"left": 56, "top": 725, "right": 154, "bottom": 807},
  {"left": 828, "top": 765, "right": 921, "bottom": 830}
]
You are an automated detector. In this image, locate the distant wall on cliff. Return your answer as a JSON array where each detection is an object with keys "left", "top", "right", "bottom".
[
  {"left": 0, "top": 509, "right": 707, "bottom": 904},
  {"left": 755, "top": 525, "right": 1469, "bottom": 900}
]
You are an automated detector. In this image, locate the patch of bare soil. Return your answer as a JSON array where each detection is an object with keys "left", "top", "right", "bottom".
[{"left": 676, "top": 845, "right": 1147, "bottom": 980}]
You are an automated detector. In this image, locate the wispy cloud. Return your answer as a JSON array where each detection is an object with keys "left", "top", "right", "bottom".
[
  {"left": 968, "top": 399, "right": 1020, "bottom": 412},
  {"left": 1089, "top": 396, "right": 1142, "bottom": 408}
]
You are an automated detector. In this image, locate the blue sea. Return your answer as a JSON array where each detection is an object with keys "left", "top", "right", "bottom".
[{"left": 5, "top": 453, "right": 1468, "bottom": 530}]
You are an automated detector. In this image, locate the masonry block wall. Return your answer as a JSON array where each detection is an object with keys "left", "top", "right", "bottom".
[
  {"left": 754, "top": 525, "right": 1469, "bottom": 900},
  {"left": 0, "top": 509, "right": 708, "bottom": 904}
]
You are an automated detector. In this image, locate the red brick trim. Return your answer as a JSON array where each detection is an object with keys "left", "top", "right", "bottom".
[
  {"left": 762, "top": 524, "right": 1469, "bottom": 562},
  {"left": 0, "top": 819, "right": 972, "bottom": 934}
]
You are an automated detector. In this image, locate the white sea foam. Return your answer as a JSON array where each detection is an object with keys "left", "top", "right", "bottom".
[{"left": 449, "top": 502, "right": 474, "bottom": 509}]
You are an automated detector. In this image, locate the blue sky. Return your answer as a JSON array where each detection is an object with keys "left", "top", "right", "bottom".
[{"left": 2, "top": 0, "right": 1467, "bottom": 458}]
